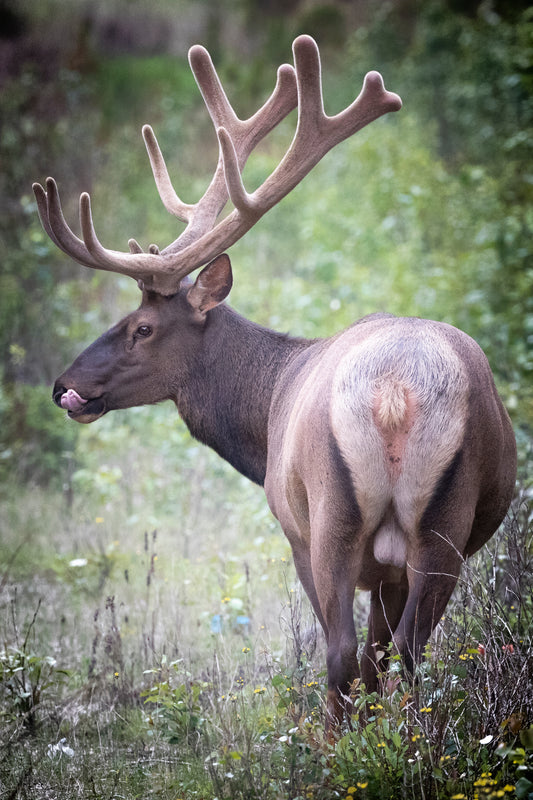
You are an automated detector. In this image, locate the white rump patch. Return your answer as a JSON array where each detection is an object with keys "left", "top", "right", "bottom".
[{"left": 330, "top": 319, "right": 469, "bottom": 537}]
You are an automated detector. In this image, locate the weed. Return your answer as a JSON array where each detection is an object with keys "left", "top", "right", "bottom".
[
  {"left": 141, "top": 657, "right": 208, "bottom": 749},
  {"left": 0, "top": 599, "right": 71, "bottom": 737}
]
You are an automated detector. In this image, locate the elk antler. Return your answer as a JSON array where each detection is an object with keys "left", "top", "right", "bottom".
[{"left": 33, "top": 35, "right": 401, "bottom": 295}]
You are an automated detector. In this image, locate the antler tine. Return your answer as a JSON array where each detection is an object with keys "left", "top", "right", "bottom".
[
  {"left": 217, "top": 128, "right": 256, "bottom": 218},
  {"left": 78, "top": 191, "right": 171, "bottom": 282},
  {"left": 189, "top": 45, "right": 298, "bottom": 160},
  {"left": 142, "top": 125, "right": 194, "bottom": 222},
  {"left": 140, "top": 44, "right": 241, "bottom": 225},
  {"left": 293, "top": 36, "right": 401, "bottom": 140},
  {"left": 241, "top": 63, "right": 298, "bottom": 151},
  {"left": 33, "top": 181, "right": 62, "bottom": 250},
  {"left": 292, "top": 34, "right": 325, "bottom": 128},
  {"left": 188, "top": 45, "right": 239, "bottom": 136},
  {"left": 261, "top": 35, "right": 402, "bottom": 187},
  {"left": 79, "top": 192, "right": 123, "bottom": 267},
  {"left": 34, "top": 178, "right": 159, "bottom": 279},
  {"left": 139, "top": 45, "right": 239, "bottom": 232},
  {"left": 328, "top": 69, "right": 402, "bottom": 141},
  {"left": 32, "top": 178, "right": 103, "bottom": 269}
]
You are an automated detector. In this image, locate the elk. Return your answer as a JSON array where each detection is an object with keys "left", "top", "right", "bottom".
[{"left": 33, "top": 35, "right": 517, "bottom": 729}]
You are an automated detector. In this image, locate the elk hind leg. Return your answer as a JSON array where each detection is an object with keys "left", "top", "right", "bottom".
[
  {"left": 393, "top": 544, "right": 462, "bottom": 677},
  {"left": 361, "top": 575, "right": 409, "bottom": 693},
  {"left": 310, "top": 524, "right": 361, "bottom": 730},
  {"left": 289, "top": 536, "right": 329, "bottom": 638},
  {"left": 392, "top": 465, "right": 476, "bottom": 676}
]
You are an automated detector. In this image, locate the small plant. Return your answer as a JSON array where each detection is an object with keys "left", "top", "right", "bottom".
[
  {"left": 0, "top": 600, "right": 70, "bottom": 734},
  {"left": 271, "top": 666, "right": 325, "bottom": 723},
  {"left": 141, "top": 657, "right": 208, "bottom": 748},
  {"left": 0, "top": 645, "right": 59, "bottom": 732}
]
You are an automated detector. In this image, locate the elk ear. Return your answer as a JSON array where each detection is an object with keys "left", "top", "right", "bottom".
[{"left": 187, "top": 253, "right": 233, "bottom": 313}]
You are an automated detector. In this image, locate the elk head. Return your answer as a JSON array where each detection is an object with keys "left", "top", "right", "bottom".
[{"left": 52, "top": 255, "right": 233, "bottom": 423}]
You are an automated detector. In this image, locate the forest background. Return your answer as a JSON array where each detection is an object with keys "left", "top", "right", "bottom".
[{"left": 0, "top": 0, "right": 532, "bottom": 798}]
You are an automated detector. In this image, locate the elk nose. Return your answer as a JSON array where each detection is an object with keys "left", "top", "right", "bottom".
[{"left": 53, "top": 384, "right": 66, "bottom": 408}]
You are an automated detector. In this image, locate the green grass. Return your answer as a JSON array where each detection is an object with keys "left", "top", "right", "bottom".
[{"left": 0, "top": 405, "right": 532, "bottom": 799}]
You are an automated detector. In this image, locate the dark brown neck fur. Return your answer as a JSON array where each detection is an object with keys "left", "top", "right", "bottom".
[{"left": 172, "top": 304, "right": 310, "bottom": 485}]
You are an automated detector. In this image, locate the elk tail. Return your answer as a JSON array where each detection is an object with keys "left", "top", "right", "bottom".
[{"left": 374, "top": 378, "right": 408, "bottom": 431}]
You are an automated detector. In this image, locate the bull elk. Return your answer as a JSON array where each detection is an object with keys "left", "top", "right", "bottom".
[{"left": 33, "top": 35, "right": 517, "bottom": 729}]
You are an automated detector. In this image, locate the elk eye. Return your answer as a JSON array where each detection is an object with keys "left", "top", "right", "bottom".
[{"left": 136, "top": 325, "right": 152, "bottom": 337}]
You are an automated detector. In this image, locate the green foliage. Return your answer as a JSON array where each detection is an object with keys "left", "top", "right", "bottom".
[
  {"left": 141, "top": 658, "right": 207, "bottom": 747},
  {"left": 271, "top": 667, "right": 324, "bottom": 718},
  {"left": 0, "top": 382, "right": 78, "bottom": 484},
  {"left": 336, "top": 701, "right": 411, "bottom": 798},
  {"left": 0, "top": 46, "right": 99, "bottom": 482},
  {"left": 297, "top": 4, "right": 347, "bottom": 47},
  {"left": 350, "top": 1, "right": 533, "bottom": 422},
  {"left": 0, "top": 61, "right": 96, "bottom": 383},
  {"left": 0, "top": 601, "right": 71, "bottom": 734},
  {"left": 92, "top": 54, "right": 199, "bottom": 128},
  {"left": 0, "top": 645, "right": 66, "bottom": 730}
]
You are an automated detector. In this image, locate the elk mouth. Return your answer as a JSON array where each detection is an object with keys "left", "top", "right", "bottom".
[{"left": 54, "top": 387, "right": 106, "bottom": 423}]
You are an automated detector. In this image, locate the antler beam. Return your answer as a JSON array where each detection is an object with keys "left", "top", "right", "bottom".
[{"left": 33, "top": 35, "right": 401, "bottom": 295}]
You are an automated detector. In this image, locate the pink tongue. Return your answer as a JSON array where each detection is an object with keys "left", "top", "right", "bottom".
[{"left": 61, "top": 389, "right": 88, "bottom": 413}]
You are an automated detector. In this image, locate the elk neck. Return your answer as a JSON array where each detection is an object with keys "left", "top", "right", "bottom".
[{"left": 172, "top": 303, "right": 312, "bottom": 486}]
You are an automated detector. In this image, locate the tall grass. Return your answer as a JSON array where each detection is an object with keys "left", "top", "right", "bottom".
[{"left": 1, "top": 421, "right": 531, "bottom": 799}]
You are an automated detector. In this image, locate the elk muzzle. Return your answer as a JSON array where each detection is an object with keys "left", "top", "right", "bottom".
[{"left": 53, "top": 384, "right": 107, "bottom": 423}]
